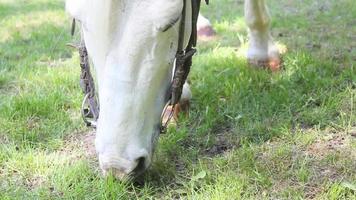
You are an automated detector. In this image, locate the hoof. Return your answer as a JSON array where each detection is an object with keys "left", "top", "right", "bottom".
[
  {"left": 268, "top": 57, "right": 282, "bottom": 72},
  {"left": 248, "top": 56, "right": 282, "bottom": 72},
  {"left": 174, "top": 99, "right": 190, "bottom": 118},
  {"left": 161, "top": 100, "right": 190, "bottom": 129},
  {"left": 197, "top": 26, "right": 216, "bottom": 41}
]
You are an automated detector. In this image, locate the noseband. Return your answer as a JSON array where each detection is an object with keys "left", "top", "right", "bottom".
[{"left": 71, "top": 0, "right": 209, "bottom": 130}]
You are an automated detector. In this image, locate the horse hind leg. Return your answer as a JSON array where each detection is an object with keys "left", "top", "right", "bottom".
[{"left": 245, "top": 0, "right": 281, "bottom": 71}]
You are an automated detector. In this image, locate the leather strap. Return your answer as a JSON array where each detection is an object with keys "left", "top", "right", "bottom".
[
  {"left": 78, "top": 40, "right": 99, "bottom": 127},
  {"left": 170, "top": 0, "right": 206, "bottom": 105}
]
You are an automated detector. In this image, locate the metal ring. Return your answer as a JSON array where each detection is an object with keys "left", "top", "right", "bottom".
[
  {"left": 81, "top": 93, "right": 97, "bottom": 127},
  {"left": 160, "top": 101, "right": 175, "bottom": 133}
]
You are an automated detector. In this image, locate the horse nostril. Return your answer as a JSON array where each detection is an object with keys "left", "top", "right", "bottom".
[{"left": 132, "top": 156, "right": 147, "bottom": 176}]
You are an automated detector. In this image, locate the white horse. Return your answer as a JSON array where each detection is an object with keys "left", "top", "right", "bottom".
[{"left": 66, "top": 0, "right": 280, "bottom": 179}]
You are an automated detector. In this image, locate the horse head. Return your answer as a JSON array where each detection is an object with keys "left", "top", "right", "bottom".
[{"left": 66, "top": 0, "right": 196, "bottom": 179}]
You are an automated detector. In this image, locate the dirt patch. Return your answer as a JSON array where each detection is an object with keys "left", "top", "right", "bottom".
[
  {"left": 174, "top": 157, "right": 187, "bottom": 175},
  {"left": 304, "top": 182, "right": 324, "bottom": 200},
  {"left": 0, "top": 134, "right": 9, "bottom": 144},
  {"left": 24, "top": 175, "right": 45, "bottom": 191},
  {"left": 257, "top": 130, "right": 355, "bottom": 199},
  {"left": 348, "top": 128, "right": 356, "bottom": 138},
  {"left": 203, "top": 133, "right": 238, "bottom": 157},
  {"left": 306, "top": 133, "right": 353, "bottom": 158},
  {"left": 305, "top": 131, "right": 354, "bottom": 183},
  {"left": 61, "top": 130, "right": 96, "bottom": 159}
]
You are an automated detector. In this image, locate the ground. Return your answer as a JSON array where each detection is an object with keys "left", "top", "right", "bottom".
[{"left": 0, "top": 0, "right": 355, "bottom": 199}]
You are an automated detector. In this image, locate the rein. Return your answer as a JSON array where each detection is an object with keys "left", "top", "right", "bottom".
[{"left": 71, "top": 0, "right": 208, "bottom": 130}]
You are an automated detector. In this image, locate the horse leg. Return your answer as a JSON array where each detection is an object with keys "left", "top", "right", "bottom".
[
  {"left": 245, "top": 0, "right": 281, "bottom": 71},
  {"left": 161, "top": 82, "right": 191, "bottom": 127},
  {"left": 197, "top": 14, "right": 216, "bottom": 40},
  {"left": 176, "top": 82, "right": 191, "bottom": 117}
]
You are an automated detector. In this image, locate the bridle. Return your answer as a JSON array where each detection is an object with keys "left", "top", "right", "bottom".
[
  {"left": 73, "top": 0, "right": 209, "bottom": 130},
  {"left": 70, "top": 0, "right": 209, "bottom": 131}
]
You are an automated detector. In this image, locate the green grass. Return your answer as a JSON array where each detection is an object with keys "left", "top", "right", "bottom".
[{"left": 0, "top": 0, "right": 355, "bottom": 199}]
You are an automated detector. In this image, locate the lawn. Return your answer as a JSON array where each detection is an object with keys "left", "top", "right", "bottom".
[{"left": 0, "top": 0, "right": 355, "bottom": 199}]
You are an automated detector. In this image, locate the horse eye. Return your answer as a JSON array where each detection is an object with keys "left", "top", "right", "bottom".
[{"left": 161, "top": 16, "right": 181, "bottom": 32}]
